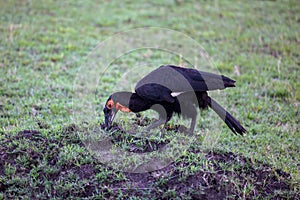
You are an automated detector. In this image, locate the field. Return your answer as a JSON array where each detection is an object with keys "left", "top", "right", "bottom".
[{"left": 0, "top": 0, "right": 299, "bottom": 199}]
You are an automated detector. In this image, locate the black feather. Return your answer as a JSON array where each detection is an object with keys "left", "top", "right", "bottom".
[{"left": 106, "top": 65, "right": 246, "bottom": 134}]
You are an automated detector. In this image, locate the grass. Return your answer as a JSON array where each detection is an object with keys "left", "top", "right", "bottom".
[{"left": 0, "top": 0, "right": 299, "bottom": 199}]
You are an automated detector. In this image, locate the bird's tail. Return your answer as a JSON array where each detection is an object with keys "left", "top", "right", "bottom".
[{"left": 207, "top": 97, "right": 246, "bottom": 135}]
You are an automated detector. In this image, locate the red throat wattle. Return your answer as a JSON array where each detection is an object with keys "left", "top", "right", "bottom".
[{"left": 106, "top": 99, "right": 131, "bottom": 113}]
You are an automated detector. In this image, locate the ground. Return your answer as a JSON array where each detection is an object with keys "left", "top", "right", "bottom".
[
  {"left": 0, "top": 0, "right": 299, "bottom": 199},
  {"left": 0, "top": 128, "right": 295, "bottom": 199}
]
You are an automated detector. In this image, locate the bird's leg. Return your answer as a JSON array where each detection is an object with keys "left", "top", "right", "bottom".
[
  {"left": 146, "top": 117, "right": 166, "bottom": 131},
  {"left": 145, "top": 104, "right": 168, "bottom": 131},
  {"left": 188, "top": 115, "right": 197, "bottom": 134}
]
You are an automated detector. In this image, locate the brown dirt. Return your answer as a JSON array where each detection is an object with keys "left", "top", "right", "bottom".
[
  {"left": 0, "top": 128, "right": 298, "bottom": 199},
  {"left": 101, "top": 116, "right": 190, "bottom": 153}
]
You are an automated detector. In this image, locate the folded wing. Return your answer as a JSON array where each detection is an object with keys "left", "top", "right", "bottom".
[{"left": 135, "top": 65, "right": 235, "bottom": 102}]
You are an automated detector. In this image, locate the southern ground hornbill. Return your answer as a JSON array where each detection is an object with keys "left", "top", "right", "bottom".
[{"left": 103, "top": 65, "right": 246, "bottom": 135}]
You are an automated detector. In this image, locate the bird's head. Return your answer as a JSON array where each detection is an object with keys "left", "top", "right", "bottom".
[{"left": 103, "top": 92, "right": 132, "bottom": 129}]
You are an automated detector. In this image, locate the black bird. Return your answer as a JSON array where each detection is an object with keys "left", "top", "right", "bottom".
[{"left": 103, "top": 65, "right": 246, "bottom": 135}]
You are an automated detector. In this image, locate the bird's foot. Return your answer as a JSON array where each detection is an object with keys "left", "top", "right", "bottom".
[
  {"left": 146, "top": 118, "right": 166, "bottom": 131},
  {"left": 177, "top": 125, "right": 194, "bottom": 135}
]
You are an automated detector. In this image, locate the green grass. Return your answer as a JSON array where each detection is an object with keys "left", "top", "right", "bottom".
[{"left": 0, "top": 0, "right": 299, "bottom": 199}]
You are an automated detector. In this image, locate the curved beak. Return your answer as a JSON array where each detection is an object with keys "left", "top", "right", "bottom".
[{"left": 103, "top": 107, "right": 117, "bottom": 130}]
